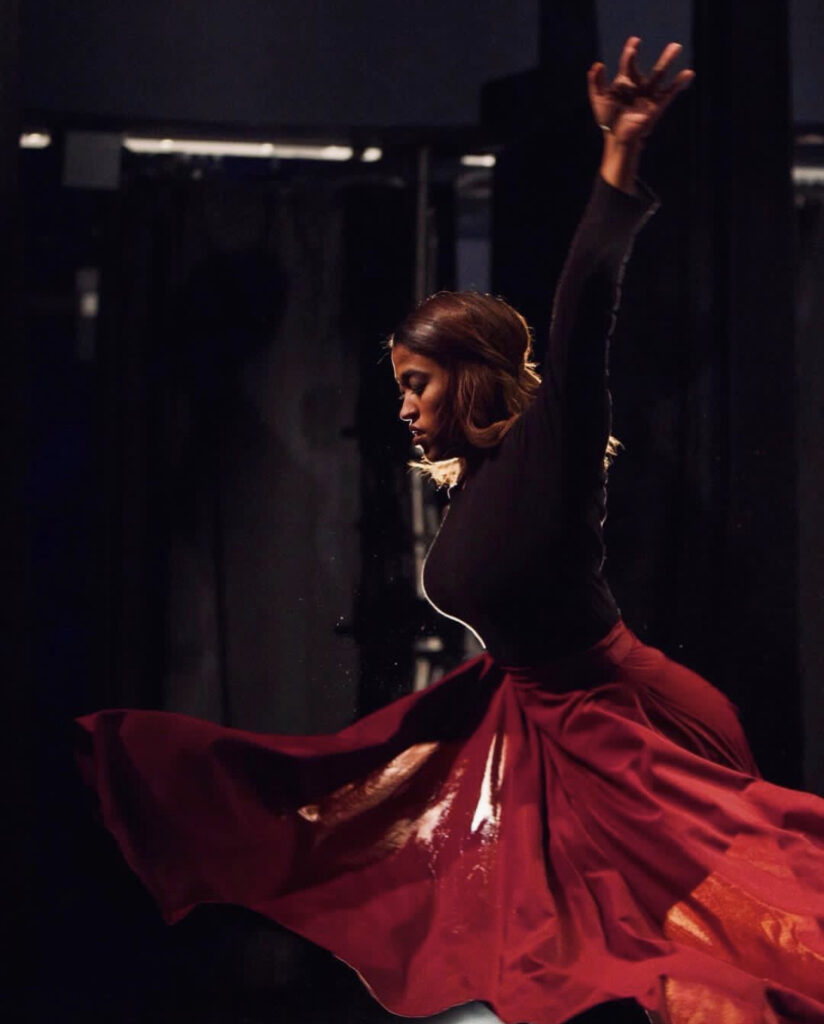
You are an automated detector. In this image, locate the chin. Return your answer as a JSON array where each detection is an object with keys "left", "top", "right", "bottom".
[
  {"left": 427, "top": 448, "right": 459, "bottom": 464},
  {"left": 421, "top": 433, "right": 460, "bottom": 463},
  {"left": 423, "top": 441, "right": 447, "bottom": 461}
]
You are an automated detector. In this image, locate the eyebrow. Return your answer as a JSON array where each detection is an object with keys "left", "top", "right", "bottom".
[{"left": 397, "top": 369, "right": 428, "bottom": 386}]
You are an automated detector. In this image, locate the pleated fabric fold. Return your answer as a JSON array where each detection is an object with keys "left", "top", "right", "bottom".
[{"left": 76, "top": 621, "right": 824, "bottom": 1023}]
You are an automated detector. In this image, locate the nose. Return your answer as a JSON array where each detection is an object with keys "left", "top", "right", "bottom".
[{"left": 399, "top": 394, "right": 417, "bottom": 423}]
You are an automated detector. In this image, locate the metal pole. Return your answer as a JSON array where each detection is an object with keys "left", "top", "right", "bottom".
[
  {"left": 411, "top": 145, "right": 431, "bottom": 601},
  {"left": 414, "top": 145, "right": 430, "bottom": 303}
]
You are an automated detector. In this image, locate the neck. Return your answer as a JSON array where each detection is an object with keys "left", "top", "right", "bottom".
[{"left": 458, "top": 448, "right": 485, "bottom": 483}]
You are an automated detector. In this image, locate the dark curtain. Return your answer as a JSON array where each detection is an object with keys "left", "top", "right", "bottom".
[
  {"left": 4, "top": 1, "right": 30, "bottom": 1018},
  {"left": 94, "top": 174, "right": 363, "bottom": 734},
  {"left": 796, "top": 186, "right": 824, "bottom": 795},
  {"left": 687, "top": 0, "right": 799, "bottom": 786}
]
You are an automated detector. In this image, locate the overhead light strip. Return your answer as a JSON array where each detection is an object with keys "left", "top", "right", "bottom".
[
  {"left": 20, "top": 132, "right": 52, "bottom": 149},
  {"left": 461, "top": 154, "right": 496, "bottom": 168},
  {"left": 122, "top": 136, "right": 356, "bottom": 161},
  {"left": 793, "top": 165, "right": 824, "bottom": 184}
]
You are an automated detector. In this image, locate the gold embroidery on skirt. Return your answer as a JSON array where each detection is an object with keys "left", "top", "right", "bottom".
[{"left": 662, "top": 833, "right": 824, "bottom": 1022}]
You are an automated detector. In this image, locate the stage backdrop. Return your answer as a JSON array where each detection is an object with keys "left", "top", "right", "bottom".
[{"left": 96, "top": 175, "right": 363, "bottom": 733}]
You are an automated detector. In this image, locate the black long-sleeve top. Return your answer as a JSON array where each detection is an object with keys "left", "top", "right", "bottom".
[{"left": 422, "top": 176, "right": 659, "bottom": 665}]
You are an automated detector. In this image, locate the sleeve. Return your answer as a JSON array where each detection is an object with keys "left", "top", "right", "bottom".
[{"left": 539, "top": 175, "right": 659, "bottom": 472}]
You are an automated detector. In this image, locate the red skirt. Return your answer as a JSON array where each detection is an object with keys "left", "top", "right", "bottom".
[{"left": 76, "top": 620, "right": 824, "bottom": 1023}]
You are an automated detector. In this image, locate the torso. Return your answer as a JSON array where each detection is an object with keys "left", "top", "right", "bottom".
[{"left": 421, "top": 176, "right": 658, "bottom": 665}]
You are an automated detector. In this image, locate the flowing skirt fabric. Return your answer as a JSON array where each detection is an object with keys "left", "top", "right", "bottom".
[{"left": 76, "top": 621, "right": 824, "bottom": 1023}]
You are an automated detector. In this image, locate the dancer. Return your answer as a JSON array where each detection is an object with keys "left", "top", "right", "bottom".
[{"left": 77, "top": 38, "right": 824, "bottom": 1023}]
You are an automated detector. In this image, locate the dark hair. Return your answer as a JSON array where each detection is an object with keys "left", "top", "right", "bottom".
[
  {"left": 389, "top": 290, "right": 621, "bottom": 486},
  {"left": 389, "top": 291, "right": 541, "bottom": 486}
]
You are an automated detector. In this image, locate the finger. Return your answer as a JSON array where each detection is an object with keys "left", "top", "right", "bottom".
[
  {"left": 617, "top": 36, "right": 641, "bottom": 80},
  {"left": 648, "top": 42, "right": 684, "bottom": 89},
  {"left": 654, "top": 69, "right": 695, "bottom": 114},
  {"left": 587, "top": 61, "right": 607, "bottom": 102},
  {"left": 627, "top": 45, "right": 643, "bottom": 86},
  {"left": 587, "top": 62, "right": 607, "bottom": 92}
]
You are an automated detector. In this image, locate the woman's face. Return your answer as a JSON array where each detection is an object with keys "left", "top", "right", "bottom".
[{"left": 391, "top": 344, "right": 452, "bottom": 461}]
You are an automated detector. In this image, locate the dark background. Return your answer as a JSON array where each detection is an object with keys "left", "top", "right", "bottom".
[{"left": 5, "top": 1, "right": 824, "bottom": 1022}]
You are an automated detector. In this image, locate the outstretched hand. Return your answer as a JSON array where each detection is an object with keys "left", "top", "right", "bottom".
[{"left": 588, "top": 37, "right": 694, "bottom": 146}]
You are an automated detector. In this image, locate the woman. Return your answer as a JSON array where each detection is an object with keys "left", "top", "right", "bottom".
[{"left": 77, "top": 39, "right": 824, "bottom": 1024}]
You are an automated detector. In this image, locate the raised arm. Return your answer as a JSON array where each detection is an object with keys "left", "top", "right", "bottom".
[{"left": 542, "top": 38, "right": 694, "bottom": 470}]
